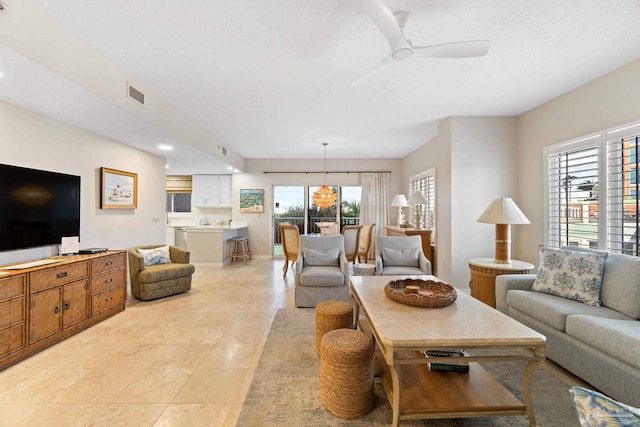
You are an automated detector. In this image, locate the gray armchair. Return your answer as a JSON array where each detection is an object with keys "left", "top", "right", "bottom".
[
  {"left": 295, "top": 235, "right": 352, "bottom": 308},
  {"left": 375, "top": 235, "right": 432, "bottom": 276}
]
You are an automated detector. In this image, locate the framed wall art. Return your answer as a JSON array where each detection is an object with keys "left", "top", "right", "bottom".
[
  {"left": 101, "top": 167, "right": 138, "bottom": 209},
  {"left": 240, "top": 189, "right": 264, "bottom": 213}
]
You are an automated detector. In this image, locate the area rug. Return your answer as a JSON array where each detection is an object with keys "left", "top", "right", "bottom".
[{"left": 237, "top": 309, "right": 579, "bottom": 426}]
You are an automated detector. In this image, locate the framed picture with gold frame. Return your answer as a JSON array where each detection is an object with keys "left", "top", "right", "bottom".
[{"left": 101, "top": 167, "right": 138, "bottom": 209}]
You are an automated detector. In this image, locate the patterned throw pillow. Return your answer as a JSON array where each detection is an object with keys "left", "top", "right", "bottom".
[
  {"left": 570, "top": 386, "right": 640, "bottom": 427},
  {"left": 532, "top": 246, "right": 607, "bottom": 306},
  {"left": 137, "top": 246, "right": 171, "bottom": 266}
]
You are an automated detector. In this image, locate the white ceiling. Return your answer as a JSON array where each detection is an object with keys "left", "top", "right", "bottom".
[{"left": 1, "top": 0, "right": 640, "bottom": 174}]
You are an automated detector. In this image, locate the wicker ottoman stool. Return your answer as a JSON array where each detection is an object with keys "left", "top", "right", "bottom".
[
  {"left": 320, "top": 328, "right": 374, "bottom": 419},
  {"left": 315, "top": 301, "right": 353, "bottom": 355}
]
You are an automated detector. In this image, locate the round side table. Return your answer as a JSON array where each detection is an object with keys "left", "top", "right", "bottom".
[
  {"left": 468, "top": 258, "right": 534, "bottom": 308},
  {"left": 353, "top": 263, "right": 376, "bottom": 276}
]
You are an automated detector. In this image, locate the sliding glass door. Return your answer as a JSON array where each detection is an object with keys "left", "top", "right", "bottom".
[
  {"left": 272, "top": 185, "right": 362, "bottom": 255},
  {"left": 308, "top": 186, "right": 338, "bottom": 234},
  {"left": 273, "top": 186, "right": 305, "bottom": 255}
]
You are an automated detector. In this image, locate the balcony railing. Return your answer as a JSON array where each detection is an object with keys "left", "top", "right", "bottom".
[{"left": 273, "top": 217, "right": 360, "bottom": 245}]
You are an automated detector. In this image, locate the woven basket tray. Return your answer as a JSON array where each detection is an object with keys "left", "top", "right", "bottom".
[{"left": 384, "top": 279, "right": 457, "bottom": 308}]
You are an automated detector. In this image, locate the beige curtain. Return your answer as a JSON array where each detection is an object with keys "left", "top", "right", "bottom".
[{"left": 361, "top": 172, "right": 390, "bottom": 260}]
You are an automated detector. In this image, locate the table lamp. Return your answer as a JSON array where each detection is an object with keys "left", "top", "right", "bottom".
[
  {"left": 477, "top": 197, "right": 530, "bottom": 264},
  {"left": 391, "top": 194, "right": 409, "bottom": 227},
  {"left": 408, "top": 190, "right": 429, "bottom": 229}
]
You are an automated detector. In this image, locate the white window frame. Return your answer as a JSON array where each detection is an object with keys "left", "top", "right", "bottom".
[{"left": 544, "top": 120, "right": 640, "bottom": 254}]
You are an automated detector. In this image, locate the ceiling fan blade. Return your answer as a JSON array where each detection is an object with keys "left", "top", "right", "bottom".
[
  {"left": 350, "top": 55, "right": 394, "bottom": 87},
  {"left": 413, "top": 40, "right": 490, "bottom": 58},
  {"left": 362, "top": 0, "right": 406, "bottom": 51}
]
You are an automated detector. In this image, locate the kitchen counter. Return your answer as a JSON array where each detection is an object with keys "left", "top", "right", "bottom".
[
  {"left": 186, "top": 225, "right": 246, "bottom": 232},
  {"left": 175, "top": 226, "right": 248, "bottom": 266}
]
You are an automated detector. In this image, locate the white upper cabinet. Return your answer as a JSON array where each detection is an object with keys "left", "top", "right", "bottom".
[
  {"left": 192, "top": 175, "right": 232, "bottom": 207},
  {"left": 217, "top": 175, "right": 232, "bottom": 207}
]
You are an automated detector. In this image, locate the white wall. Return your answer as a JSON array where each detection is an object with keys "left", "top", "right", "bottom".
[
  {"left": 402, "top": 117, "right": 517, "bottom": 287},
  {"left": 515, "top": 59, "right": 640, "bottom": 265},
  {"left": 0, "top": 101, "right": 167, "bottom": 265},
  {"left": 403, "top": 119, "right": 453, "bottom": 282},
  {"left": 234, "top": 158, "right": 404, "bottom": 258}
]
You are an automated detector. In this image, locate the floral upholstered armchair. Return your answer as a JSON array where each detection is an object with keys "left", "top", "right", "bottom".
[{"left": 128, "top": 245, "right": 195, "bottom": 301}]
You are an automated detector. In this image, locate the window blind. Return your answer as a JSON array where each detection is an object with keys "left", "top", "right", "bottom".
[
  {"left": 166, "top": 175, "right": 192, "bottom": 193},
  {"left": 409, "top": 171, "right": 435, "bottom": 234},
  {"left": 546, "top": 144, "right": 599, "bottom": 249},
  {"left": 607, "top": 134, "right": 640, "bottom": 255},
  {"left": 545, "top": 121, "right": 640, "bottom": 256}
]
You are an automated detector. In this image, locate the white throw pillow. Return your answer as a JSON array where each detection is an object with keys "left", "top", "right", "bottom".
[
  {"left": 138, "top": 246, "right": 171, "bottom": 266},
  {"left": 382, "top": 248, "right": 419, "bottom": 267},
  {"left": 303, "top": 248, "right": 339, "bottom": 266},
  {"left": 532, "top": 246, "right": 607, "bottom": 306}
]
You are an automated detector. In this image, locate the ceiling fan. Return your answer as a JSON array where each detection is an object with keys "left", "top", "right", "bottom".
[{"left": 353, "top": 0, "right": 490, "bottom": 85}]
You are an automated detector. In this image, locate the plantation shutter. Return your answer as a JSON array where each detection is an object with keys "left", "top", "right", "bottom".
[
  {"left": 606, "top": 124, "right": 640, "bottom": 255},
  {"left": 546, "top": 138, "right": 599, "bottom": 249},
  {"left": 409, "top": 171, "right": 436, "bottom": 235}
]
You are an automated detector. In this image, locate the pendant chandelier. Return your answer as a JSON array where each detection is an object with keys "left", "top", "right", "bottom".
[{"left": 312, "top": 143, "right": 338, "bottom": 209}]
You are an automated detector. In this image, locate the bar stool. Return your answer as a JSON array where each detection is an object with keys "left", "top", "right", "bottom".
[{"left": 229, "top": 236, "right": 251, "bottom": 264}]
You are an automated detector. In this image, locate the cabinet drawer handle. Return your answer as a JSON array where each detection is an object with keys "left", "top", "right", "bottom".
[
  {"left": 104, "top": 278, "right": 113, "bottom": 284},
  {"left": 64, "top": 302, "right": 70, "bottom": 310},
  {"left": 54, "top": 306, "right": 60, "bottom": 314},
  {"left": 104, "top": 261, "right": 113, "bottom": 266},
  {"left": 105, "top": 296, "right": 114, "bottom": 302},
  {"left": 56, "top": 271, "right": 68, "bottom": 279}
]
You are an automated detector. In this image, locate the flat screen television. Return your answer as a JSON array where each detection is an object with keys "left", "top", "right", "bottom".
[{"left": 0, "top": 164, "right": 80, "bottom": 252}]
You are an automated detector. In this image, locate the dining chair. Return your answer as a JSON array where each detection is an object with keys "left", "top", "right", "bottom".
[
  {"left": 326, "top": 221, "right": 340, "bottom": 235},
  {"left": 279, "top": 223, "right": 300, "bottom": 277},
  {"left": 356, "top": 223, "right": 375, "bottom": 263},
  {"left": 341, "top": 224, "right": 363, "bottom": 263}
]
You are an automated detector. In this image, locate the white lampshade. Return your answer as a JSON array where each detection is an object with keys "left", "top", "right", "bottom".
[
  {"left": 477, "top": 197, "right": 530, "bottom": 225},
  {"left": 391, "top": 194, "right": 408, "bottom": 207},
  {"left": 408, "top": 190, "right": 428, "bottom": 205}
]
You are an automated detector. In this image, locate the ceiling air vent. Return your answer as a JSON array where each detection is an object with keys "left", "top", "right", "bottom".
[
  {"left": 128, "top": 83, "right": 145, "bottom": 106},
  {"left": 218, "top": 145, "right": 227, "bottom": 156}
]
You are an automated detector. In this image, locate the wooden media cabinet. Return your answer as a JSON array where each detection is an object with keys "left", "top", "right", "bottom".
[{"left": 0, "top": 250, "right": 127, "bottom": 370}]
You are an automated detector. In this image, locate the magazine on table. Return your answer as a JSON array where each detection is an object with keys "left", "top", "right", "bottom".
[{"left": 423, "top": 349, "right": 470, "bottom": 373}]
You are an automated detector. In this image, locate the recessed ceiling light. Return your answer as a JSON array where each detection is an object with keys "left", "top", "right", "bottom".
[
  {"left": 165, "top": 164, "right": 170, "bottom": 169},
  {"left": 233, "top": 169, "right": 240, "bottom": 173},
  {"left": 227, "top": 166, "right": 233, "bottom": 170},
  {"left": 159, "top": 142, "right": 173, "bottom": 151}
]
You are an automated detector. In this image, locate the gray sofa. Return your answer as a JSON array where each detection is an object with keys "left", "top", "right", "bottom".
[{"left": 496, "top": 246, "right": 640, "bottom": 407}]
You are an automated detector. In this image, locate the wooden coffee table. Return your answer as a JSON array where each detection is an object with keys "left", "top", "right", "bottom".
[{"left": 350, "top": 275, "right": 546, "bottom": 427}]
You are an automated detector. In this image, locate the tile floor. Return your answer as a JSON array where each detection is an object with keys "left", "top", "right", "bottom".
[
  {"left": 0, "top": 258, "right": 296, "bottom": 427},
  {"left": 0, "top": 258, "right": 588, "bottom": 426}
]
